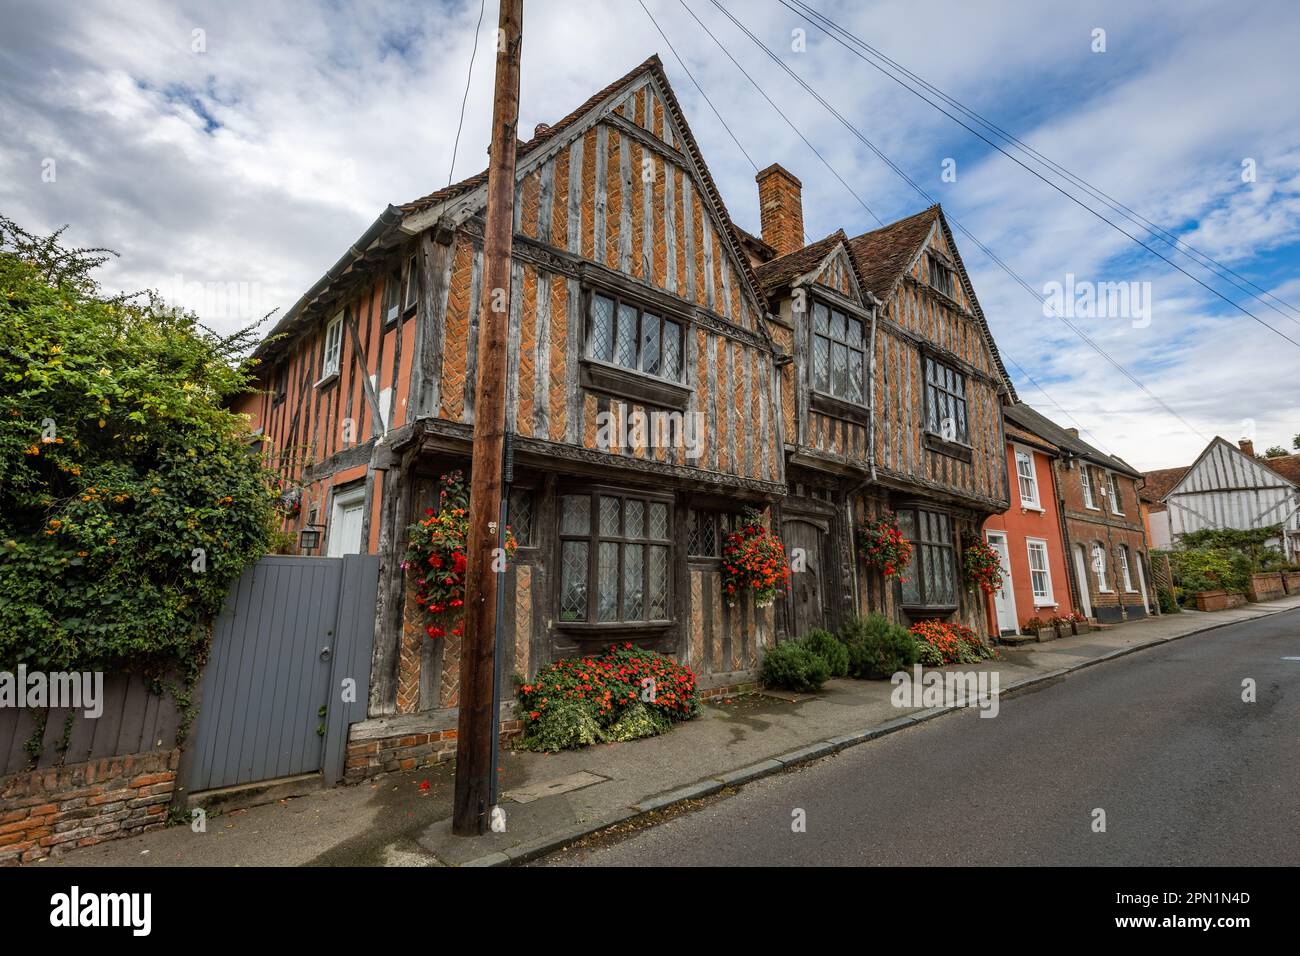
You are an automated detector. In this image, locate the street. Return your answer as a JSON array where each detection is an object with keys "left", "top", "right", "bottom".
[{"left": 539, "top": 609, "right": 1300, "bottom": 866}]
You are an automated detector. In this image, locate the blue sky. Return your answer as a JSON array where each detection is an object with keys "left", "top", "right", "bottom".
[{"left": 2, "top": 0, "right": 1298, "bottom": 470}]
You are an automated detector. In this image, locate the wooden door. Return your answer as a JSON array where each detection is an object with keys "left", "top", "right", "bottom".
[{"left": 783, "top": 518, "right": 827, "bottom": 637}]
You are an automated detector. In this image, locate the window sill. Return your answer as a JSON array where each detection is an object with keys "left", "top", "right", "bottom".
[
  {"left": 923, "top": 431, "right": 973, "bottom": 463},
  {"left": 555, "top": 620, "right": 675, "bottom": 635},
  {"left": 580, "top": 359, "right": 690, "bottom": 410},
  {"left": 1020, "top": 502, "right": 1044, "bottom": 513},
  {"left": 809, "top": 390, "right": 869, "bottom": 426},
  {"left": 315, "top": 371, "right": 340, "bottom": 389},
  {"left": 1033, "top": 601, "right": 1057, "bottom": 609}
]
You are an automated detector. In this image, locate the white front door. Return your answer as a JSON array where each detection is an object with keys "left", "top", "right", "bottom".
[
  {"left": 327, "top": 487, "right": 366, "bottom": 557},
  {"left": 986, "top": 532, "right": 1018, "bottom": 634},
  {"left": 1073, "top": 544, "right": 1093, "bottom": 618}
]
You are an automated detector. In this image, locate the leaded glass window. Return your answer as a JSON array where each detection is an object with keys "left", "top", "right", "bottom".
[
  {"left": 557, "top": 488, "right": 673, "bottom": 625},
  {"left": 924, "top": 356, "right": 969, "bottom": 444},
  {"left": 895, "top": 506, "right": 957, "bottom": 609},
  {"left": 810, "top": 301, "right": 865, "bottom": 403},
  {"left": 587, "top": 292, "right": 684, "bottom": 383}
]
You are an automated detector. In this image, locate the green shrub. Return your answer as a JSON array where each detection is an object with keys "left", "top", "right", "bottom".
[
  {"left": 515, "top": 643, "right": 698, "bottom": 752},
  {"left": 802, "top": 627, "right": 849, "bottom": 677},
  {"left": 839, "top": 613, "right": 919, "bottom": 679},
  {"left": 1168, "top": 547, "right": 1251, "bottom": 595},
  {"left": 1156, "top": 585, "right": 1180, "bottom": 614},
  {"left": 0, "top": 216, "right": 277, "bottom": 673},
  {"left": 760, "top": 639, "right": 831, "bottom": 692}
]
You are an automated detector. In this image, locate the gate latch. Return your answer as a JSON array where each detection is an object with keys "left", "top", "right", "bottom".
[{"left": 319, "top": 645, "right": 332, "bottom": 662}]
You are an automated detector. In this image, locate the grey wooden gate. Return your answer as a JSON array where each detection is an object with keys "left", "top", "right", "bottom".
[{"left": 185, "top": 554, "right": 378, "bottom": 794}]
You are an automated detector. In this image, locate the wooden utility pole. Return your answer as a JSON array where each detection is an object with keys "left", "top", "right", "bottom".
[{"left": 453, "top": 0, "right": 523, "bottom": 836}]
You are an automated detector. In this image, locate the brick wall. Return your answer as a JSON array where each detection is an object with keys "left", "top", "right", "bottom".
[
  {"left": 1054, "top": 459, "right": 1152, "bottom": 622},
  {"left": 343, "top": 719, "right": 522, "bottom": 784},
  {"left": 0, "top": 749, "right": 178, "bottom": 865}
]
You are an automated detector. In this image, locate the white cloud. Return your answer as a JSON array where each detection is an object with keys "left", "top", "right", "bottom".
[{"left": 2, "top": 0, "right": 1298, "bottom": 470}]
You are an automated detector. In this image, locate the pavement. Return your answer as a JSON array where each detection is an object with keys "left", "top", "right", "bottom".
[
  {"left": 30, "top": 597, "right": 1300, "bottom": 867},
  {"left": 539, "top": 605, "right": 1300, "bottom": 866}
]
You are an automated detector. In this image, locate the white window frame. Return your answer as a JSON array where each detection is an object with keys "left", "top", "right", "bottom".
[
  {"left": 1118, "top": 546, "right": 1136, "bottom": 592},
  {"left": 319, "top": 312, "right": 343, "bottom": 382},
  {"left": 1080, "top": 464, "right": 1098, "bottom": 509},
  {"left": 1025, "top": 538, "right": 1055, "bottom": 606},
  {"left": 1015, "top": 447, "right": 1041, "bottom": 509},
  {"left": 1092, "top": 543, "right": 1111, "bottom": 592},
  {"left": 1108, "top": 473, "right": 1125, "bottom": 515},
  {"left": 403, "top": 253, "right": 420, "bottom": 312}
]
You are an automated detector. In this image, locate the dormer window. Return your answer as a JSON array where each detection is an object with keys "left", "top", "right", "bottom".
[{"left": 811, "top": 301, "right": 865, "bottom": 404}]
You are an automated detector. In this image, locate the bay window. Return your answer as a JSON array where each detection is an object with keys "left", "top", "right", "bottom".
[
  {"left": 897, "top": 507, "right": 958, "bottom": 609},
  {"left": 558, "top": 488, "right": 672, "bottom": 626}
]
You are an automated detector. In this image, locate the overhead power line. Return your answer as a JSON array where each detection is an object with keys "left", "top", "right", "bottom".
[
  {"left": 696, "top": 0, "right": 1210, "bottom": 441},
  {"left": 787, "top": 0, "right": 1300, "bottom": 327},
  {"left": 777, "top": 0, "right": 1300, "bottom": 348}
]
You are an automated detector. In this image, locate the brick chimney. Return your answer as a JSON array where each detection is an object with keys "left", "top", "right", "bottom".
[
  {"left": 1239, "top": 437, "right": 1255, "bottom": 457},
  {"left": 756, "top": 163, "right": 804, "bottom": 257},
  {"left": 1065, "top": 427, "right": 1079, "bottom": 438}
]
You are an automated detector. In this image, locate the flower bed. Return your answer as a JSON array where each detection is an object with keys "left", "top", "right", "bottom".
[
  {"left": 721, "top": 510, "right": 788, "bottom": 608},
  {"left": 515, "top": 644, "right": 699, "bottom": 751},
  {"left": 909, "top": 620, "right": 995, "bottom": 666}
]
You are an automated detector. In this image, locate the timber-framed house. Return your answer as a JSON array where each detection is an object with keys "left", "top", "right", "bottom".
[
  {"left": 747, "top": 171, "right": 1015, "bottom": 637},
  {"left": 235, "top": 57, "right": 1018, "bottom": 760}
]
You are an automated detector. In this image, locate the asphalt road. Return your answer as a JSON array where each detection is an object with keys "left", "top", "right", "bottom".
[{"left": 540, "top": 609, "right": 1300, "bottom": 866}]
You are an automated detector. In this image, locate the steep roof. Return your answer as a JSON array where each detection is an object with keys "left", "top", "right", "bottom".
[
  {"left": 753, "top": 229, "right": 849, "bottom": 291},
  {"left": 1261, "top": 451, "right": 1300, "bottom": 486},
  {"left": 254, "top": 55, "right": 769, "bottom": 365},
  {"left": 1004, "top": 402, "right": 1141, "bottom": 478},
  {"left": 399, "top": 56, "right": 663, "bottom": 217},
  {"left": 846, "top": 206, "right": 940, "bottom": 300},
  {"left": 1139, "top": 465, "right": 1188, "bottom": 505},
  {"left": 844, "top": 205, "right": 1015, "bottom": 400}
]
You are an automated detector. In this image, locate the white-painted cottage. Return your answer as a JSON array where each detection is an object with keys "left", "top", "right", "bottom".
[{"left": 1144, "top": 437, "right": 1300, "bottom": 560}]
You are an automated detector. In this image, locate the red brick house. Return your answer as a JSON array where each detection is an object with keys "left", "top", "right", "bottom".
[
  {"left": 1005, "top": 404, "right": 1152, "bottom": 623},
  {"left": 981, "top": 410, "right": 1075, "bottom": 634}
]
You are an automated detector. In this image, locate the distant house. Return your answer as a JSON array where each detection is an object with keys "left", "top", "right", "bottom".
[
  {"left": 982, "top": 408, "right": 1075, "bottom": 634},
  {"left": 1141, "top": 437, "right": 1300, "bottom": 561},
  {"left": 1003, "top": 404, "right": 1152, "bottom": 623}
]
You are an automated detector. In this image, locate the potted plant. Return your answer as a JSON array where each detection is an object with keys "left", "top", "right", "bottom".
[
  {"left": 856, "top": 512, "right": 912, "bottom": 582},
  {"left": 1069, "top": 610, "right": 1090, "bottom": 634},
  {"left": 721, "top": 509, "right": 789, "bottom": 609},
  {"left": 963, "top": 540, "right": 1006, "bottom": 596},
  {"left": 1022, "top": 616, "right": 1056, "bottom": 643},
  {"left": 403, "top": 469, "right": 517, "bottom": 640}
]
